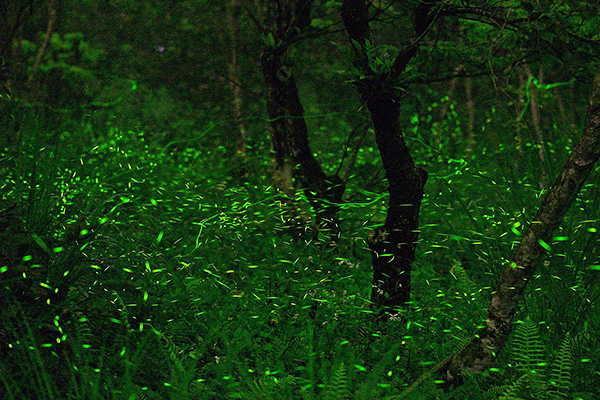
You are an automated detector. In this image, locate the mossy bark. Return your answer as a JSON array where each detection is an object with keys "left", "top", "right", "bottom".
[{"left": 438, "top": 64, "right": 600, "bottom": 389}]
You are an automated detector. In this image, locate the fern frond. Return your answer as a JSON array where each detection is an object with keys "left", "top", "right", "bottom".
[
  {"left": 450, "top": 263, "right": 477, "bottom": 296},
  {"left": 511, "top": 317, "right": 546, "bottom": 377},
  {"left": 73, "top": 311, "right": 94, "bottom": 345},
  {"left": 484, "top": 383, "right": 510, "bottom": 399},
  {"left": 547, "top": 333, "right": 573, "bottom": 400},
  {"left": 324, "top": 362, "right": 350, "bottom": 400},
  {"left": 110, "top": 289, "right": 132, "bottom": 333},
  {"left": 237, "top": 375, "right": 300, "bottom": 400},
  {"left": 136, "top": 386, "right": 152, "bottom": 400},
  {"left": 497, "top": 373, "right": 528, "bottom": 400}
]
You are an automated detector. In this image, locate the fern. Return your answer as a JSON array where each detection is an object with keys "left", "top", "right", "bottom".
[
  {"left": 324, "top": 363, "right": 350, "bottom": 400},
  {"left": 449, "top": 263, "right": 477, "bottom": 296},
  {"left": 507, "top": 317, "right": 546, "bottom": 398},
  {"left": 73, "top": 310, "right": 94, "bottom": 345},
  {"left": 264, "top": 334, "right": 300, "bottom": 367},
  {"left": 486, "top": 318, "right": 575, "bottom": 400},
  {"left": 484, "top": 383, "right": 512, "bottom": 400},
  {"left": 547, "top": 333, "right": 573, "bottom": 400},
  {"left": 496, "top": 373, "right": 528, "bottom": 400},
  {"left": 154, "top": 327, "right": 201, "bottom": 398},
  {"left": 111, "top": 289, "right": 132, "bottom": 334},
  {"left": 233, "top": 375, "right": 300, "bottom": 400},
  {"left": 511, "top": 317, "right": 546, "bottom": 377}
]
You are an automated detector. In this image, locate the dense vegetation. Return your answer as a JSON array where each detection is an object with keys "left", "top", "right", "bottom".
[{"left": 1, "top": 0, "right": 599, "bottom": 399}]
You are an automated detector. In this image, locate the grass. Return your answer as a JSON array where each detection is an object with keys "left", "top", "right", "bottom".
[{"left": 1, "top": 96, "right": 599, "bottom": 399}]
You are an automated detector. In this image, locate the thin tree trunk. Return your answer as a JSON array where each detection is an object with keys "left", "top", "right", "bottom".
[
  {"left": 555, "top": 89, "right": 568, "bottom": 127},
  {"left": 433, "top": 76, "right": 457, "bottom": 151},
  {"left": 0, "top": 0, "right": 32, "bottom": 57},
  {"left": 464, "top": 77, "right": 475, "bottom": 154},
  {"left": 435, "top": 64, "right": 600, "bottom": 390},
  {"left": 513, "top": 71, "right": 527, "bottom": 172},
  {"left": 26, "top": 0, "right": 58, "bottom": 90},
  {"left": 439, "top": 77, "right": 457, "bottom": 122},
  {"left": 340, "top": 124, "right": 368, "bottom": 183},
  {"left": 225, "top": 0, "right": 248, "bottom": 158},
  {"left": 526, "top": 65, "right": 550, "bottom": 188}
]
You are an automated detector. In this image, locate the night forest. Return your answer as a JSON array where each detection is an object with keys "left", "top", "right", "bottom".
[{"left": 1, "top": 1, "right": 600, "bottom": 399}]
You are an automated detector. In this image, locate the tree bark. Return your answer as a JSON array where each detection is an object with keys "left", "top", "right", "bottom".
[
  {"left": 225, "top": 0, "right": 248, "bottom": 158},
  {"left": 366, "top": 93, "right": 428, "bottom": 310},
  {"left": 258, "top": 1, "right": 345, "bottom": 241},
  {"left": 526, "top": 65, "right": 550, "bottom": 188},
  {"left": 437, "top": 64, "right": 600, "bottom": 389},
  {"left": 464, "top": 76, "right": 475, "bottom": 154},
  {"left": 341, "top": 0, "right": 437, "bottom": 311}
]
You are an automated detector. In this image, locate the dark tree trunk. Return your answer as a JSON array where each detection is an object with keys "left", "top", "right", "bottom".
[
  {"left": 365, "top": 93, "right": 427, "bottom": 310},
  {"left": 437, "top": 64, "right": 600, "bottom": 389},
  {"left": 258, "top": 1, "right": 345, "bottom": 241},
  {"left": 0, "top": 1, "right": 32, "bottom": 57},
  {"left": 341, "top": 0, "right": 438, "bottom": 311},
  {"left": 260, "top": 47, "right": 295, "bottom": 195}
]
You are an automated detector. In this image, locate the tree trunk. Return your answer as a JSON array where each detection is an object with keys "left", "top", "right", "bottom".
[
  {"left": 464, "top": 76, "right": 475, "bottom": 154},
  {"left": 436, "top": 72, "right": 458, "bottom": 153},
  {"left": 366, "top": 93, "right": 428, "bottom": 310},
  {"left": 341, "top": 0, "right": 437, "bottom": 311},
  {"left": 437, "top": 64, "right": 600, "bottom": 389},
  {"left": 258, "top": 1, "right": 345, "bottom": 241},
  {"left": 526, "top": 65, "right": 550, "bottom": 188},
  {"left": 260, "top": 46, "right": 296, "bottom": 199},
  {"left": 26, "top": 0, "right": 59, "bottom": 91},
  {"left": 0, "top": 1, "right": 32, "bottom": 57},
  {"left": 225, "top": 0, "right": 248, "bottom": 158}
]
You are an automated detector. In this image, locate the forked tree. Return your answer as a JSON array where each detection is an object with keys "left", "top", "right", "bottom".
[
  {"left": 340, "top": 0, "right": 600, "bottom": 316},
  {"left": 338, "top": 0, "right": 600, "bottom": 392},
  {"left": 252, "top": 0, "right": 346, "bottom": 241},
  {"left": 340, "top": 0, "right": 437, "bottom": 311}
]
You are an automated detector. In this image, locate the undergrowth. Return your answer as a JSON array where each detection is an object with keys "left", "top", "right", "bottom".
[{"left": 1, "top": 97, "right": 599, "bottom": 399}]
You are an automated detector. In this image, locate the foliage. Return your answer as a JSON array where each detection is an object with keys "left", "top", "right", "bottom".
[
  {"left": 2, "top": 78, "right": 599, "bottom": 397},
  {"left": 1, "top": 1, "right": 600, "bottom": 399},
  {"left": 444, "top": 319, "right": 578, "bottom": 400}
]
